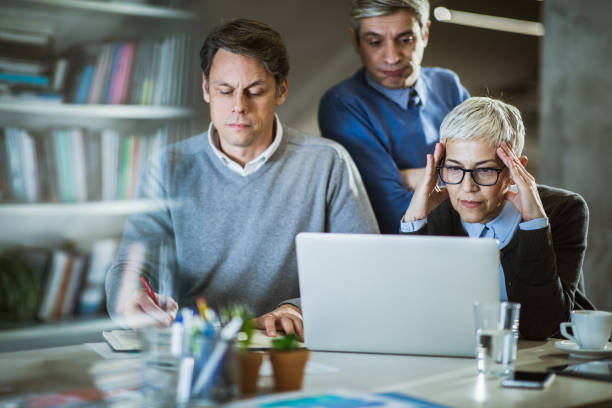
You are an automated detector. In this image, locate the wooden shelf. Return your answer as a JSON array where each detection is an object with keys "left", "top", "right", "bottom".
[
  {"left": 0, "top": 103, "right": 193, "bottom": 130},
  {"left": 0, "top": 200, "right": 165, "bottom": 249},
  {"left": 1, "top": 0, "right": 198, "bottom": 53}
]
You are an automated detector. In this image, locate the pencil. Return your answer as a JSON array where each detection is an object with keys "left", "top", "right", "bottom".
[{"left": 140, "top": 276, "right": 160, "bottom": 307}]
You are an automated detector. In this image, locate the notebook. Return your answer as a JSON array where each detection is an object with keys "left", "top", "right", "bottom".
[
  {"left": 103, "top": 330, "right": 140, "bottom": 352},
  {"left": 296, "top": 232, "right": 500, "bottom": 357}
]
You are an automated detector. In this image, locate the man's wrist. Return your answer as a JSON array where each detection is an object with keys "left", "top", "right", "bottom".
[{"left": 278, "top": 302, "right": 301, "bottom": 313}]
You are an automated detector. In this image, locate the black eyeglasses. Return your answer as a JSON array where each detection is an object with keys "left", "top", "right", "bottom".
[{"left": 436, "top": 165, "right": 506, "bottom": 186}]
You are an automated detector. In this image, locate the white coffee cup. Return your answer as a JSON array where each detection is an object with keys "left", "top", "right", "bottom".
[{"left": 560, "top": 310, "right": 612, "bottom": 350}]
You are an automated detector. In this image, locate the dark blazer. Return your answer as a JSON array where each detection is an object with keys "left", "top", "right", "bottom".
[{"left": 402, "top": 185, "right": 594, "bottom": 340}]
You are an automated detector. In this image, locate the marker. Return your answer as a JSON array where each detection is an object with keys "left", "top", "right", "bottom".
[
  {"left": 171, "top": 313, "right": 184, "bottom": 357},
  {"left": 176, "top": 356, "right": 195, "bottom": 406},
  {"left": 196, "top": 297, "right": 208, "bottom": 321},
  {"left": 140, "top": 276, "right": 160, "bottom": 307}
]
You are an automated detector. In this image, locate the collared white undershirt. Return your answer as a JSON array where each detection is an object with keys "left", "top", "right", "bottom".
[{"left": 207, "top": 114, "right": 283, "bottom": 176}]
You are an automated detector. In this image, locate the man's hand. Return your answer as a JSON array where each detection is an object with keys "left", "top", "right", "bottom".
[
  {"left": 254, "top": 304, "right": 304, "bottom": 340},
  {"left": 496, "top": 142, "right": 547, "bottom": 222},
  {"left": 400, "top": 168, "right": 426, "bottom": 191},
  {"left": 119, "top": 289, "right": 179, "bottom": 329},
  {"left": 402, "top": 142, "right": 449, "bottom": 223}
]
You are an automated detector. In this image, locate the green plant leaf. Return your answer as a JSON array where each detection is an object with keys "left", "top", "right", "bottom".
[{"left": 271, "top": 334, "right": 300, "bottom": 350}]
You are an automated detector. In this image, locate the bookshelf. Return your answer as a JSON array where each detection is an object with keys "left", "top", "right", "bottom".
[
  {"left": 0, "top": 0, "right": 199, "bottom": 323},
  {"left": 0, "top": 103, "right": 192, "bottom": 131},
  {"left": 0, "top": 200, "right": 164, "bottom": 249}
]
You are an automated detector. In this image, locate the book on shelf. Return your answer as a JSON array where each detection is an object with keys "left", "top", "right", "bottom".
[
  {"left": 88, "top": 44, "right": 113, "bottom": 105},
  {"left": 30, "top": 242, "right": 119, "bottom": 321},
  {"left": 2, "top": 128, "right": 39, "bottom": 202},
  {"left": 78, "top": 240, "right": 119, "bottom": 316},
  {"left": 51, "top": 58, "right": 68, "bottom": 92},
  {"left": 0, "top": 56, "right": 48, "bottom": 75},
  {"left": 1, "top": 125, "right": 186, "bottom": 203},
  {"left": 74, "top": 64, "right": 95, "bottom": 104},
  {"left": 0, "top": 28, "right": 50, "bottom": 47},
  {"left": 0, "top": 15, "right": 54, "bottom": 60},
  {"left": 0, "top": 91, "right": 62, "bottom": 103},
  {"left": 0, "top": 56, "right": 68, "bottom": 103},
  {"left": 67, "top": 33, "right": 191, "bottom": 106},
  {"left": 0, "top": 72, "right": 49, "bottom": 87}
]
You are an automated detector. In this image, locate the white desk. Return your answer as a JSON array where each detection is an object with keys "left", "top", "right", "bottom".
[
  {"left": 302, "top": 341, "right": 612, "bottom": 407},
  {"left": 0, "top": 339, "right": 611, "bottom": 407}
]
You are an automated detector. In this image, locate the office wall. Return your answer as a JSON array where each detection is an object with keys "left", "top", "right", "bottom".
[
  {"left": 196, "top": 1, "right": 610, "bottom": 310},
  {"left": 540, "top": 0, "right": 612, "bottom": 311},
  {"left": 194, "top": 1, "right": 540, "bottom": 137}
]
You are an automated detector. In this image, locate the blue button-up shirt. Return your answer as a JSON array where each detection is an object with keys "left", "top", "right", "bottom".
[{"left": 319, "top": 67, "right": 470, "bottom": 233}]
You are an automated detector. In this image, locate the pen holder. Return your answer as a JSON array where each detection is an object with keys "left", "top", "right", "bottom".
[{"left": 190, "top": 337, "right": 239, "bottom": 404}]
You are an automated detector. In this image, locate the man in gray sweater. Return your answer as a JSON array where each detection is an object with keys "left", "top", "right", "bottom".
[{"left": 105, "top": 19, "right": 379, "bottom": 338}]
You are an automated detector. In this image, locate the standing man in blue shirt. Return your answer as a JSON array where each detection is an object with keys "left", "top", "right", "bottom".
[{"left": 319, "top": 0, "right": 469, "bottom": 233}]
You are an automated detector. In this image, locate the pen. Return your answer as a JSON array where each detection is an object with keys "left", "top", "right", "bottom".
[{"left": 140, "top": 276, "right": 160, "bottom": 307}]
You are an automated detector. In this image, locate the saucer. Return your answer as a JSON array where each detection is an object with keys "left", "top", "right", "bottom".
[{"left": 554, "top": 340, "right": 612, "bottom": 359}]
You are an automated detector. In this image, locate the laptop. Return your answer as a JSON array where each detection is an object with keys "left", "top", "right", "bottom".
[{"left": 295, "top": 232, "right": 500, "bottom": 357}]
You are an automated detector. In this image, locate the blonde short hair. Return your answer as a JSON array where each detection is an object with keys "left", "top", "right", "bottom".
[{"left": 440, "top": 97, "right": 525, "bottom": 156}]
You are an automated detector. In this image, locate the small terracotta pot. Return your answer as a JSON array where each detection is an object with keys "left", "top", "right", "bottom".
[
  {"left": 238, "top": 351, "right": 264, "bottom": 395},
  {"left": 269, "top": 349, "right": 310, "bottom": 391}
]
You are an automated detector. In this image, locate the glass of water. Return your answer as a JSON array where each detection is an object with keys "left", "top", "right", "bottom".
[
  {"left": 473, "top": 301, "right": 521, "bottom": 377},
  {"left": 140, "top": 327, "right": 180, "bottom": 407}
]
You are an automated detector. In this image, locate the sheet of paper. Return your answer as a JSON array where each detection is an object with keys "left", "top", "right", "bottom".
[{"left": 259, "top": 359, "right": 337, "bottom": 376}]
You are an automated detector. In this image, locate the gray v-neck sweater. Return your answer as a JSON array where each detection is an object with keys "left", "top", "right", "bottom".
[{"left": 106, "top": 124, "right": 379, "bottom": 317}]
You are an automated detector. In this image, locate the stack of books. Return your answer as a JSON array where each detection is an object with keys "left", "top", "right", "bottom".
[{"left": 0, "top": 17, "right": 65, "bottom": 103}]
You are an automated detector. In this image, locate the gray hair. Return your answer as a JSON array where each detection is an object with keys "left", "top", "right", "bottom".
[
  {"left": 199, "top": 19, "right": 289, "bottom": 95},
  {"left": 349, "top": 0, "right": 430, "bottom": 33},
  {"left": 440, "top": 97, "right": 525, "bottom": 155}
]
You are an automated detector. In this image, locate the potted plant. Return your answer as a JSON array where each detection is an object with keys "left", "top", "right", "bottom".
[
  {"left": 269, "top": 334, "right": 309, "bottom": 392},
  {"left": 0, "top": 251, "right": 41, "bottom": 323},
  {"left": 224, "top": 305, "right": 265, "bottom": 395}
]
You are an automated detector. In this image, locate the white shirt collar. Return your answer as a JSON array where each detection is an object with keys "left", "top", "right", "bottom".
[{"left": 207, "top": 114, "right": 283, "bottom": 176}]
